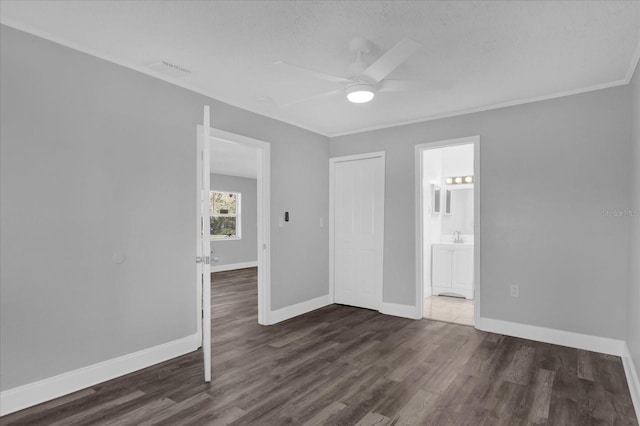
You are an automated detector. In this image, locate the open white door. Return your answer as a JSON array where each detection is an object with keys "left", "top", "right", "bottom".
[{"left": 197, "top": 106, "right": 212, "bottom": 382}]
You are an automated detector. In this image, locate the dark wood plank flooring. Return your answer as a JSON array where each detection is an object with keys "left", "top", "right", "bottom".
[{"left": 2, "top": 267, "right": 637, "bottom": 425}]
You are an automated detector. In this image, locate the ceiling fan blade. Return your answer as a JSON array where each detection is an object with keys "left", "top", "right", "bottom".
[
  {"left": 378, "top": 79, "right": 453, "bottom": 93},
  {"left": 273, "top": 61, "right": 352, "bottom": 84},
  {"left": 360, "top": 38, "right": 422, "bottom": 84},
  {"left": 282, "top": 88, "right": 343, "bottom": 107}
]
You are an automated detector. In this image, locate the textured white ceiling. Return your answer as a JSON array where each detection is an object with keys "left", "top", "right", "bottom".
[{"left": 1, "top": 1, "right": 639, "bottom": 136}]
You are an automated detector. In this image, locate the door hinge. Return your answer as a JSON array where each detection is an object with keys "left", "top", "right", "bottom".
[{"left": 196, "top": 256, "right": 210, "bottom": 264}]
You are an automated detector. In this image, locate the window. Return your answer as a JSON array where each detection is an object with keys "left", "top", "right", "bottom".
[{"left": 210, "top": 191, "right": 241, "bottom": 240}]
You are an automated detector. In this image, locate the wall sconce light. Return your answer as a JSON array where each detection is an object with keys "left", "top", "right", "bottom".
[{"left": 445, "top": 175, "right": 474, "bottom": 185}]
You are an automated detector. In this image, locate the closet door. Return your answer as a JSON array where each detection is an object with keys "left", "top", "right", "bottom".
[{"left": 332, "top": 153, "right": 385, "bottom": 310}]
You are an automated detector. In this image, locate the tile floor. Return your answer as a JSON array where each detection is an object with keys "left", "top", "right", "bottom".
[{"left": 424, "top": 295, "right": 475, "bottom": 326}]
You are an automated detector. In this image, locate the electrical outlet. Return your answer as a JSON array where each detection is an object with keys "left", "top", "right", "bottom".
[{"left": 510, "top": 284, "right": 520, "bottom": 298}]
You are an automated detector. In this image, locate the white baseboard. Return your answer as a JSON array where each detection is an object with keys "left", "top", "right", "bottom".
[
  {"left": 379, "top": 302, "right": 422, "bottom": 320},
  {"left": 456, "top": 317, "right": 639, "bottom": 417},
  {"left": 269, "top": 294, "right": 332, "bottom": 325},
  {"left": 622, "top": 343, "right": 640, "bottom": 419},
  {"left": 0, "top": 334, "right": 199, "bottom": 417},
  {"left": 210, "top": 261, "right": 258, "bottom": 273},
  {"left": 475, "top": 317, "right": 625, "bottom": 356}
]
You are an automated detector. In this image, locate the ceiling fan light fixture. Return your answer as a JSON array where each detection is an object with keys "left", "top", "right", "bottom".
[{"left": 346, "top": 83, "right": 375, "bottom": 103}]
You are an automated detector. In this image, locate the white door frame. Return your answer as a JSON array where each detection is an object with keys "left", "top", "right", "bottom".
[
  {"left": 196, "top": 126, "right": 271, "bottom": 335},
  {"left": 415, "top": 136, "right": 481, "bottom": 326},
  {"left": 329, "top": 151, "right": 386, "bottom": 309}
]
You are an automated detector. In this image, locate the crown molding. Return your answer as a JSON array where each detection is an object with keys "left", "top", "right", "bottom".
[
  {"left": 2, "top": 18, "right": 637, "bottom": 140},
  {"left": 327, "top": 78, "right": 629, "bottom": 137},
  {"left": 625, "top": 38, "right": 640, "bottom": 83}
]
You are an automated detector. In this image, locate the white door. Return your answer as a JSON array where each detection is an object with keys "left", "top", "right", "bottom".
[
  {"left": 432, "top": 245, "right": 452, "bottom": 289},
  {"left": 332, "top": 154, "right": 385, "bottom": 310},
  {"left": 196, "top": 106, "right": 212, "bottom": 382}
]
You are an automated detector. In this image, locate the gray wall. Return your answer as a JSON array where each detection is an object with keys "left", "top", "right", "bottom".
[
  {"left": 628, "top": 66, "right": 640, "bottom": 376},
  {"left": 210, "top": 173, "right": 257, "bottom": 266},
  {"left": 0, "top": 25, "right": 329, "bottom": 391},
  {"left": 331, "top": 86, "right": 631, "bottom": 340}
]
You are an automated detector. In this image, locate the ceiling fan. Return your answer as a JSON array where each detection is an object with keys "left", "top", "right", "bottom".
[{"left": 275, "top": 37, "right": 428, "bottom": 106}]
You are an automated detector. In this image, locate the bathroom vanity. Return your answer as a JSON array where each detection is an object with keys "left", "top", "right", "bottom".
[{"left": 432, "top": 243, "right": 474, "bottom": 299}]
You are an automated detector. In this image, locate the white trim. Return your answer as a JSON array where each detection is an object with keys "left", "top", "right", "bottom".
[
  {"left": 256, "top": 141, "right": 271, "bottom": 327},
  {"left": 379, "top": 302, "right": 421, "bottom": 320},
  {"left": 0, "top": 334, "right": 199, "bottom": 417},
  {"left": 625, "top": 38, "right": 640, "bottom": 83},
  {"left": 204, "top": 128, "right": 271, "bottom": 327},
  {"left": 473, "top": 140, "right": 481, "bottom": 325},
  {"left": 475, "top": 317, "right": 625, "bottom": 356},
  {"left": 329, "top": 151, "right": 386, "bottom": 311},
  {"left": 330, "top": 151, "right": 386, "bottom": 164},
  {"left": 210, "top": 261, "right": 258, "bottom": 273},
  {"left": 623, "top": 343, "right": 640, "bottom": 419},
  {"left": 328, "top": 80, "right": 629, "bottom": 137},
  {"left": 414, "top": 136, "right": 481, "bottom": 323},
  {"left": 477, "top": 316, "right": 640, "bottom": 413},
  {"left": 2, "top": 18, "right": 637, "bottom": 139},
  {"left": 268, "top": 294, "right": 332, "bottom": 325},
  {"left": 329, "top": 159, "right": 335, "bottom": 305}
]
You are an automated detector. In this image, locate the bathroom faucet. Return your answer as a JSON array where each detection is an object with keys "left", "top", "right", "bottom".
[{"left": 454, "top": 231, "right": 464, "bottom": 243}]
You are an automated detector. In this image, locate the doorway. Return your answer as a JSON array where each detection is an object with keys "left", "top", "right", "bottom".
[
  {"left": 196, "top": 125, "right": 271, "bottom": 357},
  {"left": 330, "top": 152, "right": 385, "bottom": 311},
  {"left": 415, "top": 136, "right": 480, "bottom": 326}
]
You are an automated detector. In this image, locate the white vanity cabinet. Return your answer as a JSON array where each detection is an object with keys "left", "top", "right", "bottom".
[{"left": 431, "top": 243, "right": 474, "bottom": 299}]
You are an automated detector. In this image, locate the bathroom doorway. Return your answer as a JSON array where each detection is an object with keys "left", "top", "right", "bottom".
[{"left": 415, "top": 136, "right": 480, "bottom": 326}]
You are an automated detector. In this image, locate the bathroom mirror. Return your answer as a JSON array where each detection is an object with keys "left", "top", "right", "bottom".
[
  {"left": 442, "top": 188, "right": 474, "bottom": 234},
  {"left": 432, "top": 184, "right": 441, "bottom": 214}
]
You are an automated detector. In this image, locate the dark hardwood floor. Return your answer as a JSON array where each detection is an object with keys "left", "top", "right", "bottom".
[{"left": 2, "top": 267, "right": 637, "bottom": 425}]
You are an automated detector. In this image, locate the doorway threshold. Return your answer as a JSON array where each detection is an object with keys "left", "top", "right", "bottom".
[{"left": 423, "top": 295, "right": 474, "bottom": 326}]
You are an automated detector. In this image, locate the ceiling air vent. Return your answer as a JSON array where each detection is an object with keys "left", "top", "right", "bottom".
[{"left": 147, "top": 60, "right": 191, "bottom": 78}]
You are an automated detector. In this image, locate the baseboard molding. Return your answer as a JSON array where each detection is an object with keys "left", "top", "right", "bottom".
[
  {"left": 475, "top": 317, "right": 625, "bottom": 356},
  {"left": 210, "top": 261, "right": 258, "bottom": 273},
  {"left": 0, "top": 334, "right": 199, "bottom": 417},
  {"left": 269, "top": 294, "right": 332, "bottom": 325},
  {"left": 622, "top": 343, "right": 640, "bottom": 419},
  {"left": 379, "top": 302, "right": 422, "bottom": 320},
  {"left": 475, "top": 317, "right": 639, "bottom": 416}
]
